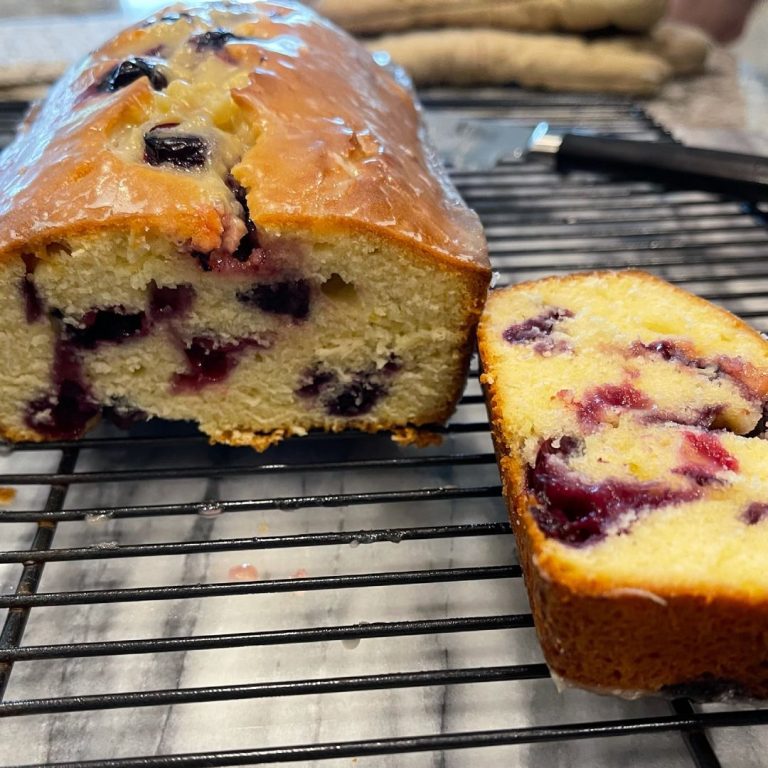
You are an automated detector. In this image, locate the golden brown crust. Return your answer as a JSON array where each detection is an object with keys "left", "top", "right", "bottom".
[
  {"left": 0, "top": 1, "right": 488, "bottom": 275},
  {"left": 478, "top": 269, "right": 768, "bottom": 698}
]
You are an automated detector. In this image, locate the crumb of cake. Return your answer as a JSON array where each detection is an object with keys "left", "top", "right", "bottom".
[
  {"left": 227, "top": 563, "right": 258, "bottom": 581},
  {"left": 391, "top": 427, "right": 443, "bottom": 448},
  {"left": 0, "top": 487, "right": 16, "bottom": 505}
]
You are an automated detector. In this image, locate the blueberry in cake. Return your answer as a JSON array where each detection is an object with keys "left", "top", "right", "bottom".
[
  {"left": 0, "top": 1, "right": 489, "bottom": 448},
  {"left": 479, "top": 270, "right": 768, "bottom": 699}
]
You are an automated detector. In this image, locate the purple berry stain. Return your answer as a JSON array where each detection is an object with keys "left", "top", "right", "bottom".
[
  {"left": 681, "top": 431, "right": 739, "bottom": 472},
  {"left": 576, "top": 382, "right": 652, "bottom": 430},
  {"left": 144, "top": 127, "right": 208, "bottom": 169},
  {"left": 19, "top": 253, "right": 43, "bottom": 323},
  {"left": 237, "top": 280, "right": 311, "bottom": 320},
  {"left": 503, "top": 307, "right": 573, "bottom": 350},
  {"left": 742, "top": 503, "right": 768, "bottom": 525},
  {"left": 527, "top": 438, "right": 699, "bottom": 545},
  {"left": 149, "top": 282, "right": 196, "bottom": 320},
  {"left": 25, "top": 340, "right": 99, "bottom": 440},
  {"left": 631, "top": 339, "right": 768, "bottom": 402},
  {"left": 65, "top": 307, "right": 149, "bottom": 350},
  {"left": 172, "top": 336, "right": 265, "bottom": 392},
  {"left": 296, "top": 354, "right": 401, "bottom": 417}
]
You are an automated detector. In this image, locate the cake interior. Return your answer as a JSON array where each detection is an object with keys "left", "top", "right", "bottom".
[
  {"left": 0, "top": 227, "right": 475, "bottom": 446},
  {"left": 481, "top": 271, "right": 768, "bottom": 599}
]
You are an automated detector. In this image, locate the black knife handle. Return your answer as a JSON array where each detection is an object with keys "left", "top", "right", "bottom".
[{"left": 556, "top": 134, "right": 768, "bottom": 202}]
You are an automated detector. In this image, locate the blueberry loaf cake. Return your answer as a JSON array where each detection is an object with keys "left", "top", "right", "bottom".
[
  {"left": 479, "top": 271, "right": 768, "bottom": 698},
  {"left": 0, "top": 1, "right": 489, "bottom": 447}
]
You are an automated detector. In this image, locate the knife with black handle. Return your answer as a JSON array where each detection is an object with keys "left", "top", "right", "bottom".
[
  {"left": 541, "top": 132, "right": 768, "bottom": 202},
  {"left": 425, "top": 114, "right": 768, "bottom": 202}
]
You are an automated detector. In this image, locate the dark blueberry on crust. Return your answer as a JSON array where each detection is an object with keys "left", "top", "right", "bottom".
[
  {"left": 226, "top": 175, "right": 261, "bottom": 260},
  {"left": 25, "top": 340, "right": 99, "bottom": 440},
  {"left": 144, "top": 128, "right": 208, "bottom": 169},
  {"left": 237, "top": 280, "right": 311, "bottom": 320},
  {"left": 149, "top": 282, "right": 196, "bottom": 320},
  {"left": 98, "top": 58, "right": 167, "bottom": 93},
  {"left": 65, "top": 307, "right": 149, "bottom": 350},
  {"left": 190, "top": 29, "right": 239, "bottom": 51},
  {"left": 527, "top": 439, "right": 699, "bottom": 545},
  {"left": 19, "top": 253, "right": 43, "bottom": 323}
]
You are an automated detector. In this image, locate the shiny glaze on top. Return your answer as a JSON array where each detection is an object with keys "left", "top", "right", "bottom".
[{"left": 0, "top": 1, "right": 488, "bottom": 272}]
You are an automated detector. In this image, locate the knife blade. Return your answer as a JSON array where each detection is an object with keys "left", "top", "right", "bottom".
[{"left": 424, "top": 113, "right": 768, "bottom": 202}]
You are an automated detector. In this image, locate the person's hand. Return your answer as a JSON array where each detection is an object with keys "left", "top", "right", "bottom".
[{"left": 667, "top": 0, "right": 757, "bottom": 43}]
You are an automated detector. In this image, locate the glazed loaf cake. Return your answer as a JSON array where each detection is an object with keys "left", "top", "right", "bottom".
[
  {"left": 478, "top": 271, "right": 768, "bottom": 699},
  {"left": 0, "top": 1, "right": 489, "bottom": 448}
]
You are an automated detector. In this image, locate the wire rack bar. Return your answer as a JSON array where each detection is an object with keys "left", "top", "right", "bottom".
[
  {"left": 0, "top": 664, "right": 551, "bottom": 717},
  {"left": 11, "top": 710, "right": 768, "bottom": 768},
  {"left": 0, "top": 452, "right": 497, "bottom": 486},
  {"left": 0, "top": 614, "right": 532, "bottom": 662},
  {"left": 0, "top": 485, "right": 503, "bottom": 523},
  {"left": 0, "top": 522, "right": 512, "bottom": 564},
  {"left": 0, "top": 565, "right": 521, "bottom": 608}
]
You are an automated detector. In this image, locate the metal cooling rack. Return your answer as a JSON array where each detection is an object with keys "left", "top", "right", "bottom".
[{"left": 2, "top": 90, "right": 768, "bottom": 768}]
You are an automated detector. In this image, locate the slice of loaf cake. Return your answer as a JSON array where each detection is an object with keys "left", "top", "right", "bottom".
[
  {"left": 478, "top": 270, "right": 768, "bottom": 699},
  {"left": 0, "top": 1, "right": 489, "bottom": 448}
]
